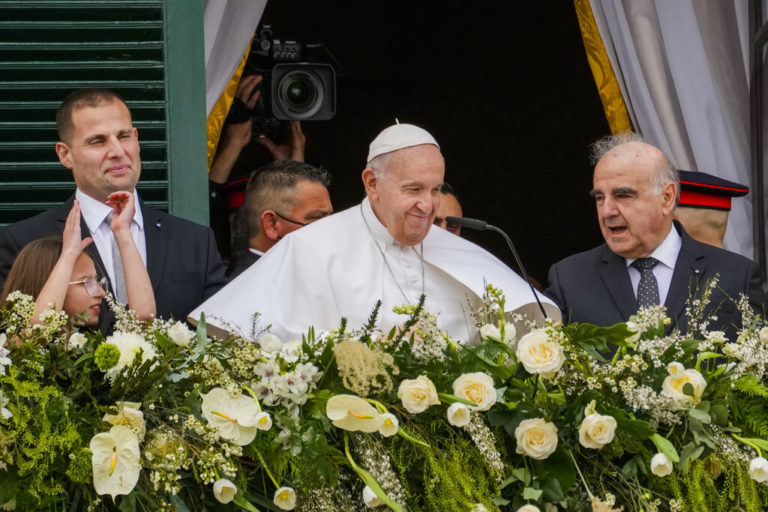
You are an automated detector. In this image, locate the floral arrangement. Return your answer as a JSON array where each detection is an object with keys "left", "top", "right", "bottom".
[{"left": 1, "top": 280, "right": 768, "bottom": 511}]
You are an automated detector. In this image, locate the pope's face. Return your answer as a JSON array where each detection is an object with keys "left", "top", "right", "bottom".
[
  {"left": 592, "top": 146, "right": 676, "bottom": 259},
  {"left": 366, "top": 144, "right": 445, "bottom": 246},
  {"left": 56, "top": 100, "right": 141, "bottom": 203}
]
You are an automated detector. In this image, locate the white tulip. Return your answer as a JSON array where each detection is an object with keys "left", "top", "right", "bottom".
[
  {"left": 650, "top": 452, "right": 673, "bottom": 477},
  {"left": 446, "top": 402, "right": 471, "bottom": 427},
  {"left": 213, "top": 478, "right": 237, "bottom": 504},
  {"left": 363, "top": 485, "right": 384, "bottom": 507},
  {"left": 749, "top": 457, "right": 768, "bottom": 482}
]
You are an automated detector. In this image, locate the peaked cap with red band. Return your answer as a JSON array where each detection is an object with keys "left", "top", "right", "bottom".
[{"left": 677, "top": 170, "right": 749, "bottom": 211}]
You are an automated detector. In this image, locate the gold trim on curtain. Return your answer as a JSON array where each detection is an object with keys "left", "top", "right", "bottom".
[
  {"left": 574, "top": 0, "right": 632, "bottom": 134},
  {"left": 206, "top": 39, "right": 254, "bottom": 171}
]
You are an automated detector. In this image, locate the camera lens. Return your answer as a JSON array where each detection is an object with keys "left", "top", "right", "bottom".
[{"left": 276, "top": 69, "right": 324, "bottom": 119}]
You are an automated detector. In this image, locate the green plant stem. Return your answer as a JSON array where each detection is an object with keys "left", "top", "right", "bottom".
[{"left": 252, "top": 447, "right": 279, "bottom": 488}]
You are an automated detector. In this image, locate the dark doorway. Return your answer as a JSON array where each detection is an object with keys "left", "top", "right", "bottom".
[{"left": 239, "top": 0, "right": 610, "bottom": 285}]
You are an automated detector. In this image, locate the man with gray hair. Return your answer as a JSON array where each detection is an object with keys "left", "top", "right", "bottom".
[
  {"left": 545, "top": 133, "right": 763, "bottom": 333},
  {"left": 227, "top": 160, "right": 332, "bottom": 278},
  {"left": 193, "top": 123, "right": 559, "bottom": 342}
]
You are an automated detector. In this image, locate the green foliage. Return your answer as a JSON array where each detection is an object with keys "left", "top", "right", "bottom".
[
  {"left": 730, "top": 393, "right": 768, "bottom": 438},
  {"left": 650, "top": 455, "right": 768, "bottom": 511}
]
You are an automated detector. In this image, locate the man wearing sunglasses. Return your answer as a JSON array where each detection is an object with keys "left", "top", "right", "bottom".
[{"left": 227, "top": 160, "right": 332, "bottom": 279}]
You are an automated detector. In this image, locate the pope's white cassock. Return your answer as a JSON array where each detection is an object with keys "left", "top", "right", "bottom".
[{"left": 190, "top": 197, "right": 560, "bottom": 342}]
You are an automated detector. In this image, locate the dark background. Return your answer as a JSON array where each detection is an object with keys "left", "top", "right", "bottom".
[{"left": 228, "top": 0, "right": 610, "bottom": 286}]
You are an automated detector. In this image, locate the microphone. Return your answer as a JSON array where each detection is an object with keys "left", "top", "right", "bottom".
[{"left": 446, "top": 216, "right": 548, "bottom": 319}]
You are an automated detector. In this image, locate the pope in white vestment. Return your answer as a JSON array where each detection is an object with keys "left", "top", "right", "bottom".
[{"left": 190, "top": 123, "right": 560, "bottom": 342}]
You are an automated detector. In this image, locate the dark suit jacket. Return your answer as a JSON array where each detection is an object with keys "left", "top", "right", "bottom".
[
  {"left": 227, "top": 250, "right": 261, "bottom": 280},
  {"left": 0, "top": 195, "right": 227, "bottom": 323},
  {"left": 545, "top": 222, "right": 765, "bottom": 335}
]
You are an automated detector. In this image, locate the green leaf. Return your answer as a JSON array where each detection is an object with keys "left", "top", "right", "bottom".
[
  {"left": 650, "top": 433, "right": 680, "bottom": 463},
  {"left": 0, "top": 469, "right": 16, "bottom": 504},
  {"left": 689, "top": 408, "right": 711, "bottom": 424},
  {"left": 568, "top": 322, "right": 634, "bottom": 350},
  {"left": 492, "top": 496, "right": 511, "bottom": 506},
  {"left": 522, "top": 487, "right": 543, "bottom": 500},
  {"left": 541, "top": 477, "right": 566, "bottom": 503},
  {"left": 234, "top": 493, "right": 263, "bottom": 512},
  {"left": 682, "top": 382, "right": 695, "bottom": 397},
  {"left": 695, "top": 351, "right": 721, "bottom": 372},
  {"left": 512, "top": 467, "right": 531, "bottom": 486}
]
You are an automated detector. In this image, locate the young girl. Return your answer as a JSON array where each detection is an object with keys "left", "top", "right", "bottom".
[{"left": 0, "top": 191, "right": 155, "bottom": 330}]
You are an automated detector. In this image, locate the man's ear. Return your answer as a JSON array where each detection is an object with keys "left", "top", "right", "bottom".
[
  {"left": 55, "top": 142, "right": 74, "bottom": 170},
  {"left": 362, "top": 168, "right": 378, "bottom": 199},
  {"left": 261, "top": 210, "right": 280, "bottom": 241},
  {"left": 661, "top": 182, "right": 677, "bottom": 215}
]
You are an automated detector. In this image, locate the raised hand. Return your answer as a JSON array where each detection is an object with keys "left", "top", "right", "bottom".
[
  {"left": 105, "top": 191, "right": 135, "bottom": 234},
  {"left": 62, "top": 199, "right": 93, "bottom": 259}
]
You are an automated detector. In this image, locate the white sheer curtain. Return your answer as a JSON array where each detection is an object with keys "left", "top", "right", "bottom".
[
  {"left": 203, "top": 0, "right": 267, "bottom": 116},
  {"left": 589, "top": 0, "right": 753, "bottom": 259}
]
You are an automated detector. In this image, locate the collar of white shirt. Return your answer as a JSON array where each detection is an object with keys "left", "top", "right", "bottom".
[
  {"left": 625, "top": 224, "right": 681, "bottom": 271},
  {"left": 75, "top": 189, "right": 145, "bottom": 232},
  {"left": 361, "top": 196, "right": 399, "bottom": 247}
]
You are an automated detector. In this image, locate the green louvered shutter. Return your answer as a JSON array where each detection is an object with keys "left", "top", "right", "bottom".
[{"left": 0, "top": 0, "right": 208, "bottom": 226}]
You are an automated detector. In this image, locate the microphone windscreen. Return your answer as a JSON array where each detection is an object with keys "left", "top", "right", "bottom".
[{"left": 445, "top": 216, "right": 488, "bottom": 231}]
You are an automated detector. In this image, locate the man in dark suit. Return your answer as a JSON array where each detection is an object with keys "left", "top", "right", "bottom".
[
  {"left": 227, "top": 160, "right": 332, "bottom": 278},
  {"left": 545, "top": 134, "right": 764, "bottom": 333},
  {"left": 0, "top": 88, "right": 226, "bottom": 322}
]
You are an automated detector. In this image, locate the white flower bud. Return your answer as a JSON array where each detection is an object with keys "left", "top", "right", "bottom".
[{"left": 650, "top": 452, "right": 673, "bottom": 477}]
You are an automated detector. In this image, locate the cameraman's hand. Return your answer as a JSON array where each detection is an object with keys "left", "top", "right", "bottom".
[
  {"left": 209, "top": 74, "right": 263, "bottom": 184},
  {"left": 257, "top": 121, "right": 306, "bottom": 162}
]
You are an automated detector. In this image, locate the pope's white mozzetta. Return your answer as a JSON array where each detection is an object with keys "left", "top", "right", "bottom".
[{"left": 190, "top": 198, "right": 560, "bottom": 343}]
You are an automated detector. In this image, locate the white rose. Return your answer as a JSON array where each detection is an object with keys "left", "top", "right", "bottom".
[
  {"left": 167, "top": 321, "right": 194, "bottom": 347},
  {"left": 749, "top": 457, "right": 768, "bottom": 482},
  {"left": 650, "top": 452, "right": 673, "bottom": 477},
  {"left": 515, "top": 328, "right": 565, "bottom": 378},
  {"left": 515, "top": 418, "right": 558, "bottom": 460},
  {"left": 213, "top": 478, "right": 237, "bottom": 504},
  {"left": 661, "top": 362, "right": 706, "bottom": 410},
  {"left": 452, "top": 372, "right": 497, "bottom": 411},
  {"left": 363, "top": 485, "right": 383, "bottom": 507},
  {"left": 378, "top": 413, "right": 399, "bottom": 437},
  {"left": 446, "top": 402, "right": 471, "bottom": 427},
  {"left": 397, "top": 376, "right": 440, "bottom": 414},
  {"left": 68, "top": 332, "right": 88, "bottom": 350},
  {"left": 517, "top": 505, "right": 541, "bottom": 512},
  {"left": 578, "top": 413, "right": 617, "bottom": 449}
]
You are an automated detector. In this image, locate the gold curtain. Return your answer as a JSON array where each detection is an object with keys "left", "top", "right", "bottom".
[
  {"left": 574, "top": 0, "right": 632, "bottom": 134},
  {"left": 206, "top": 39, "right": 254, "bottom": 170}
]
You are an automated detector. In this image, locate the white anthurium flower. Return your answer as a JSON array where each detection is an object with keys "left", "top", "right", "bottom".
[
  {"left": 201, "top": 387, "right": 262, "bottom": 445},
  {"left": 273, "top": 486, "right": 297, "bottom": 510},
  {"left": 213, "top": 478, "right": 237, "bottom": 503},
  {"left": 515, "top": 328, "right": 565, "bottom": 378},
  {"left": 749, "top": 457, "right": 768, "bottom": 482},
  {"left": 661, "top": 362, "right": 706, "bottom": 410},
  {"left": 90, "top": 425, "right": 141, "bottom": 499},
  {"left": 363, "top": 485, "right": 384, "bottom": 507},
  {"left": 650, "top": 452, "right": 673, "bottom": 477},
  {"left": 326, "top": 394, "right": 381, "bottom": 433},
  {"left": 102, "top": 401, "right": 146, "bottom": 441},
  {"left": 452, "top": 372, "right": 497, "bottom": 411},
  {"left": 378, "top": 413, "right": 399, "bottom": 437},
  {"left": 446, "top": 402, "right": 471, "bottom": 427},
  {"left": 255, "top": 411, "right": 273, "bottom": 431},
  {"left": 167, "top": 321, "right": 194, "bottom": 347}
]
